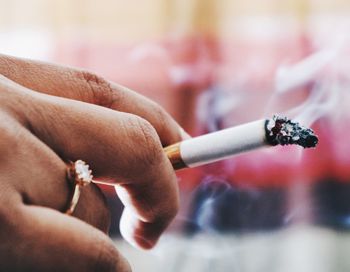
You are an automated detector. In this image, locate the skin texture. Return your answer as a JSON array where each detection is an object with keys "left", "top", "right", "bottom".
[{"left": 0, "top": 54, "right": 186, "bottom": 271}]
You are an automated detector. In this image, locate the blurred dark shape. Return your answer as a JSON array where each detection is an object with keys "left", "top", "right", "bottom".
[
  {"left": 106, "top": 194, "right": 124, "bottom": 237},
  {"left": 186, "top": 178, "right": 287, "bottom": 234},
  {"left": 313, "top": 178, "right": 350, "bottom": 230}
]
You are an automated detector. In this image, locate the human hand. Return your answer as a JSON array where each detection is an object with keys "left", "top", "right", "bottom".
[{"left": 0, "top": 54, "right": 186, "bottom": 271}]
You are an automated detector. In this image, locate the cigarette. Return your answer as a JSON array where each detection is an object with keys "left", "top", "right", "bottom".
[{"left": 164, "top": 115, "right": 318, "bottom": 170}]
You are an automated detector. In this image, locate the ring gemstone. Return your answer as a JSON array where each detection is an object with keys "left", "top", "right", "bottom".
[{"left": 74, "top": 160, "right": 93, "bottom": 186}]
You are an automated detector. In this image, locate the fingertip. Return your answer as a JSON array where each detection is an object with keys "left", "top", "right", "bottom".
[
  {"left": 134, "top": 235, "right": 157, "bottom": 250},
  {"left": 119, "top": 208, "right": 158, "bottom": 250}
]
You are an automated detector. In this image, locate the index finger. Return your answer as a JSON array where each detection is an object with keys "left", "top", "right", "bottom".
[
  {"left": 0, "top": 54, "right": 189, "bottom": 146},
  {"left": 2, "top": 77, "right": 180, "bottom": 249}
]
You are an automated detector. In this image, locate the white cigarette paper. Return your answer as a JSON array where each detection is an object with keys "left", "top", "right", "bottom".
[
  {"left": 164, "top": 115, "right": 318, "bottom": 170},
  {"left": 180, "top": 120, "right": 266, "bottom": 167}
]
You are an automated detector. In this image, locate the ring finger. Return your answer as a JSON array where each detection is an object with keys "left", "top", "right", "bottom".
[{"left": 4, "top": 122, "right": 111, "bottom": 232}]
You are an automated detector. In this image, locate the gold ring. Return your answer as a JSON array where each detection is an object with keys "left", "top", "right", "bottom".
[{"left": 65, "top": 160, "right": 93, "bottom": 215}]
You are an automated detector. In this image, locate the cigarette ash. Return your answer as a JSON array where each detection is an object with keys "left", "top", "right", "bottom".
[{"left": 265, "top": 115, "right": 318, "bottom": 148}]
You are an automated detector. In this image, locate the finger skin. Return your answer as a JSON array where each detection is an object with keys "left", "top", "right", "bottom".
[
  {"left": 0, "top": 55, "right": 188, "bottom": 242},
  {"left": 0, "top": 109, "right": 128, "bottom": 271},
  {"left": 1, "top": 77, "right": 180, "bottom": 248},
  {"left": 0, "top": 205, "right": 131, "bottom": 272},
  {"left": 0, "top": 54, "right": 185, "bottom": 145},
  {"left": 0, "top": 94, "right": 111, "bottom": 233}
]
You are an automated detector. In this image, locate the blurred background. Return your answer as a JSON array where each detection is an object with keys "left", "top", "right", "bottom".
[{"left": 1, "top": 0, "right": 350, "bottom": 271}]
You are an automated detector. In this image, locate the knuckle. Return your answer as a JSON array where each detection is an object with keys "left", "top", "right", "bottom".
[
  {"left": 152, "top": 102, "right": 180, "bottom": 144},
  {"left": 0, "top": 114, "right": 22, "bottom": 157},
  {"left": 128, "top": 116, "right": 162, "bottom": 168},
  {"left": 152, "top": 104, "right": 168, "bottom": 131},
  {"left": 75, "top": 70, "right": 114, "bottom": 107},
  {"left": 94, "top": 240, "right": 131, "bottom": 272}
]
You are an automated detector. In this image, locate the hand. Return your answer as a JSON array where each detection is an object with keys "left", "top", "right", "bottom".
[{"left": 0, "top": 54, "right": 186, "bottom": 271}]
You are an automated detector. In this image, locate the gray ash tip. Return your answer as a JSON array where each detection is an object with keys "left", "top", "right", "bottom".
[{"left": 265, "top": 115, "right": 318, "bottom": 148}]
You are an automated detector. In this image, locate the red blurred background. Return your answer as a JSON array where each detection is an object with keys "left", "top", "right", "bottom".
[{"left": 2, "top": 0, "right": 350, "bottom": 271}]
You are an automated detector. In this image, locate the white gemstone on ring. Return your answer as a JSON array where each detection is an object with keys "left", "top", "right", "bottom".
[{"left": 74, "top": 160, "right": 93, "bottom": 186}]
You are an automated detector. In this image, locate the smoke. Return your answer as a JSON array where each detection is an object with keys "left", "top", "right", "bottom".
[
  {"left": 273, "top": 33, "right": 350, "bottom": 127},
  {"left": 197, "top": 86, "right": 244, "bottom": 132},
  {"left": 190, "top": 30, "right": 350, "bottom": 240},
  {"left": 123, "top": 18, "right": 350, "bottom": 272},
  {"left": 194, "top": 178, "right": 232, "bottom": 232},
  {"left": 275, "top": 49, "right": 336, "bottom": 95}
]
